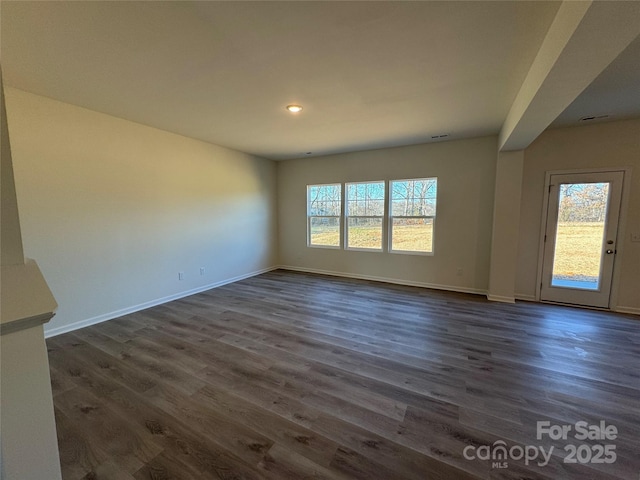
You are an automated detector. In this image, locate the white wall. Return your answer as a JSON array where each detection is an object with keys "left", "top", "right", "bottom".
[
  {"left": 1, "top": 74, "right": 24, "bottom": 265},
  {"left": 277, "top": 136, "right": 498, "bottom": 293},
  {"left": 487, "top": 150, "right": 524, "bottom": 303},
  {"left": 5, "top": 88, "right": 278, "bottom": 335},
  {"left": 516, "top": 118, "right": 640, "bottom": 312}
]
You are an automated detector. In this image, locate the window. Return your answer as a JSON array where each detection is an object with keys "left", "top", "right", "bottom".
[
  {"left": 345, "top": 181, "right": 385, "bottom": 250},
  {"left": 390, "top": 178, "right": 437, "bottom": 253},
  {"left": 307, "top": 184, "right": 341, "bottom": 247},
  {"left": 307, "top": 178, "right": 437, "bottom": 254}
]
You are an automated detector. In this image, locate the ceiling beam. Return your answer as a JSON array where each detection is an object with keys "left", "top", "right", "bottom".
[{"left": 499, "top": 1, "right": 640, "bottom": 151}]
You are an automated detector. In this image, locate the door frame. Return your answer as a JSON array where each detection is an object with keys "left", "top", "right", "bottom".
[{"left": 535, "top": 167, "right": 632, "bottom": 310}]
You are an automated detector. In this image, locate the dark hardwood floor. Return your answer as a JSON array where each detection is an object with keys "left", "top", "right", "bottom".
[{"left": 46, "top": 270, "right": 640, "bottom": 480}]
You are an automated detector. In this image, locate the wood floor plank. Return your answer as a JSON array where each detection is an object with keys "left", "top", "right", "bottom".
[
  {"left": 54, "top": 407, "right": 108, "bottom": 480},
  {"left": 49, "top": 363, "right": 80, "bottom": 398},
  {"left": 311, "top": 411, "right": 479, "bottom": 480},
  {"left": 193, "top": 385, "right": 340, "bottom": 468},
  {"left": 196, "top": 361, "right": 405, "bottom": 441},
  {"left": 50, "top": 336, "right": 276, "bottom": 480},
  {"left": 143, "top": 382, "right": 275, "bottom": 468},
  {"left": 84, "top": 460, "right": 138, "bottom": 480},
  {"left": 214, "top": 333, "right": 410, "bottom": 421},
  {"left": 256, "top": 443, "right": 351, "bottom": 480},
  {"left": 54, "top": 387, "right": 163, "bottom": 475},
  {"left": 47, "top": 270, "right": 640, "bottom": 480},
  {"left": 48, "top": 335, "right": 157, "bottom": 394}
]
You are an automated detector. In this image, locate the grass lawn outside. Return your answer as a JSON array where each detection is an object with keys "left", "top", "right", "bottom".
[
  {"left": 310, "top": 224, "right": 433, "bottom": 252},
  {"left": 310, "top": 221, "right": 604, "bottom": 281},
  {"left": 553, "top": 222, "right": 605, "bottom": 280}
]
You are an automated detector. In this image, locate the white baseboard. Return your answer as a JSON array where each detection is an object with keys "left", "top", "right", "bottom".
[
  {"left": 486, "top": 294, "right": 516, "bottom": 304},
  {"left": 44, "top": 266, "right": 279, "bottom": 338},
  {"left": 515, "top": 293, "right": 537, "bottom": 302},
  {"left": 614, "top": 306, "right": 640, "bottom": 316},
  {"left": 44, "top": 265, "right": 638, "bottom": 339},
  {"left": 278, "top": 265, "right": 487, "bottom": 296}
]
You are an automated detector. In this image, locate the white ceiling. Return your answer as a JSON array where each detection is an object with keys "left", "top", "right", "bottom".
[
  {"left": 1, "top": 1, "right": 639, "bottom": 160},
  {"left": 551, "top": 33, "right": 640, "bottom": 128}
]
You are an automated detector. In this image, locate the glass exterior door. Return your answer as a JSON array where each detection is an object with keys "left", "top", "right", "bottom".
[{"left": 540, "top": 172, "right": 623, "bottom": 308}]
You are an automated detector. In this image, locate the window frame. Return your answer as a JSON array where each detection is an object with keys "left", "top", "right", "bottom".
[
  {"left": 306, "top": 183, "right": 343, "bottom": 249},
  {"left": 388, "top": 177, "right": 437, "bottom": 255},
  {"left": 344, "top": 180, "right": 386, "bottom": 251}
]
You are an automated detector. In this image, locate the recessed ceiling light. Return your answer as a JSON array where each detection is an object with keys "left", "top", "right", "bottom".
[{"left": 286, "top": 104, "right": 303, "bottom": 113}]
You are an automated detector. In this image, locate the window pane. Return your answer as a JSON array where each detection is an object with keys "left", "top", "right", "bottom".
[
  {"left": 308, "top": 184, "right": 342, "bottom": 248},
  {"left": 310, "top": 217, "right": 340, "bottom": 247},
  {"left": 390, "top": 178, "right": 437, "bottom": 216},
  {"left": 551, "top": 182, "right": 609, "bottom": 290},
  {"left": 347, "top": 217, "right": 382, "bottom": 249},
  {"left": 309, "top": 185, "right": 341, "bottom": 216},
  {"left": 391, "top": 218, "right": 433, "bottom": 252},
  {"left": 346, "top": 182, "right": 385, "bottom": 216},
  {"left": 311, "top": 200, "right": 340, "bottom": 216}
]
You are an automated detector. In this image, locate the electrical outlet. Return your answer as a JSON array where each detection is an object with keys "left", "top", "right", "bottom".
[
  {"left": 631, "top": 233, "right": 640, "bottom": 243},
  {"left": 200, "top": 267, "right": 205, "bottom": 275},
  {"left": 178, "top": 272, "right": 184, "bottom": 280}
]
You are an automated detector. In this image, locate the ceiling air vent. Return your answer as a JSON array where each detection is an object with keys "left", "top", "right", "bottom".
[
  {"left": 431, "top": 134, "right": 449, "bottom": 139},
  {"left": 580, "top": 115, "right": 609, "bottom": 122}
]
